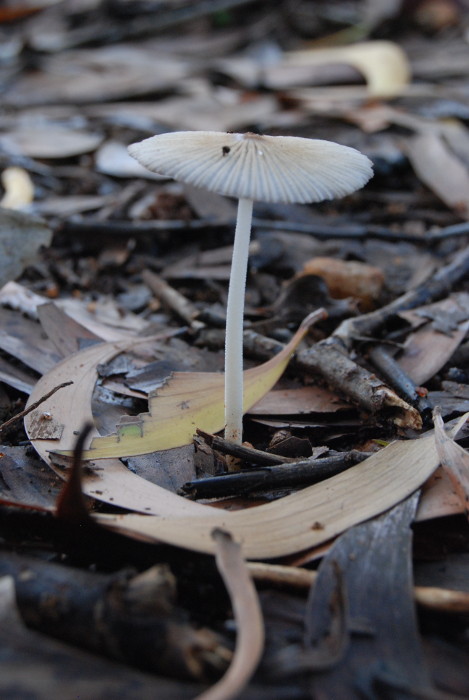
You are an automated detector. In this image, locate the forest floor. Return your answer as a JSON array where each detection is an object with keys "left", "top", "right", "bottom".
[{"left": 0, "top": 1, "right": 469, "bottom": 698}]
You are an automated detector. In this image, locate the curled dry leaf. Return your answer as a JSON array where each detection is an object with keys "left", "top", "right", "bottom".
[
  {"left": 95, "top": 434, "right": 440, "bottom": 559},
  {"left": 248, "top": 385, "right": 350, "bottom": 416},
  {"left": 0, "top": 167, "right": 34, "bottom": 210},
  {"left": 417, "top": 466, "right": 465, "bottom": 521},
  {"left": 285, "top": 41, "right": 410, "bottom": 98},
  {"left": 433, "top": 409, "right": 469, "bottom": 516},
  {"left": 299, "top": 256, "right": 385, "bottom": 310},
  {"left": 195, "top": 529, "right": 264, "bottom": 700},
  {"left": 405, "top": 133, "right": 469, "bottom": 218}
]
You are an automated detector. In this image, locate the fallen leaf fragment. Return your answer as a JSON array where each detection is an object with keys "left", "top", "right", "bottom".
[
  {"left": 417, "top": 466, "right": 464, "bottom": 521},
  {"left": 78, "top": 310, "right": 325, "bottom": 460},
  {"left": 95, "top": 140, "right": 167, "bottom": 180},
  {"left": 433, "top": 409, "right": 469, "bottom": 516},
  {"left": 398, "top": 294, "right": 469, "bottom": 385},
  {"left": 405, "top": 133, "right": 469, "bottom": 218},
  {"left": 285, "top": 41, "right": 410, "bottom": 98},
  {"left": 304, "top": 494, "right": 433, "bottom": 697},
  {"left": 0, "top": 167, "right": 34, "bottom": 210},
  {"left": 0, "top": 126, "right": 103, "bottom": 159},
  {"left": 4, "top": 46, "right": 190, "bottom": 106},
  {"left": 196, "top": 530, "right": 264, "bottom": 700},
  {"left": 0, "top": 208, "right": 52, "bottom": 288},
  {"left": 248, "top": 385, "right": 349, "bottom": 415},
  {"left": 299, "top": 256, "right": 384, "bottom": 310}
]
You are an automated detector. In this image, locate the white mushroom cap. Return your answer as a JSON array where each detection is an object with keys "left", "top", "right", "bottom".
[{"left": 128, "top": 131, "right": 373, "bottom": 204}]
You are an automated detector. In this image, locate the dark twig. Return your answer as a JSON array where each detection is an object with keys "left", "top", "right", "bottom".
[
  {"left": 59, "top": 218, "right": 469, "bottom": 244},
  {"left": 143, "top": 269, "right": 205, "bottom": 331},
  {"left": 427, "top": 221, "right": 469, "bottom": 241},
  {"left": 295, "top": 340, "right": 422, "bottom": 429},
  {"left": 196, "top": 429, "right": 296, "bottom": 465},
  {"left": 367, "top": 344, "right": 433, "bottom": 423},
  {"left": 0, "top": 381, "right": 73, "bottom": 435},
  {"left": 48, "top": 0, "right": 259, "bottom": 48},
  {"left": 0, "top": 550, "right": 225, "bottom": 679},
  {"left": 180, "top": 451, "right": 371, "bottom": 500}
]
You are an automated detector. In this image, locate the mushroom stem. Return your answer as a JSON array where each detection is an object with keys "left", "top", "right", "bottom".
[{"left": 224, "top": 197, "right": 254, "bottom": 445}]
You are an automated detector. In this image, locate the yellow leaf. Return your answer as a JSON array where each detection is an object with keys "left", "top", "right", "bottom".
[
  {"left": 80, "top": 310, "right": 325, "bottom": 459},
  {"left": 286, "top": 41, "right": 410, "bottom": 99}
]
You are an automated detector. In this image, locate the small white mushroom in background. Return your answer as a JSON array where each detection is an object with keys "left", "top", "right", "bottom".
[{"left": 128, "top": 131, "right": 373, "bottom": 447}]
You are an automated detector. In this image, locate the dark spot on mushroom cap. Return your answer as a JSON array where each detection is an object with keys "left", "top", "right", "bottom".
[{"left": 222, "top": 146, "right": 231, "bottom": 156}]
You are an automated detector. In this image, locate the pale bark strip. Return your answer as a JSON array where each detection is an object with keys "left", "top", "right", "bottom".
[
  {"left": 196, "top": 529, "right": 264, "bottom": 700},
  {"left": 246, "top": 563, "right": 469, "bottom": 613}
]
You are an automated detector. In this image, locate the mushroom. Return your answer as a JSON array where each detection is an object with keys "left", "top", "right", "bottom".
[{"left": 128, "top": 131, "right": 373, "bottom": 445}]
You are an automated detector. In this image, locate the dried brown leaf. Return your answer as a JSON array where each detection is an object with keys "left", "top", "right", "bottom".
[
  {"left": 417, "top": 466, "right": 464, "bottom": 521},
  {"left": 433, "top": 409, "right": 469, "bottom": 516},
  {"left": 248, "top": 386, "right": 350, "bottom": 416},
  {"left": 398, "top": 295, "right": 469, "bottom": 385}
]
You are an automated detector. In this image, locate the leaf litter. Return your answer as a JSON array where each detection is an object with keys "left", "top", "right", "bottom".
[{"left": 0, "top": 1, "right": 469, "bottom": 697}]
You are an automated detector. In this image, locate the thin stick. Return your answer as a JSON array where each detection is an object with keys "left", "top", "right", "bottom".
[
  {"left": 247, "top": 562, "right": 469, "bottom": 613},
  {"left": 196, "top": 429, "right": 296, "bottom": 465},
  {"left": 142, "top": 269, "right": 204, "bottom": 331},
  {"left": 0, "top": 381, "right": 73, "bottom": 435},
  {"left": 180, "top": 451, "right": 370, "bottom": 500},
  {"left": 60, "top": 218, "right": 469, "bottom": 243}
]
